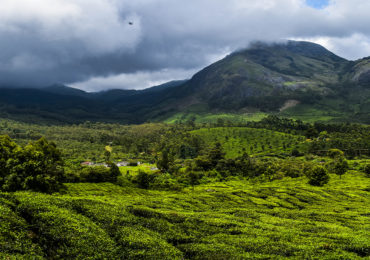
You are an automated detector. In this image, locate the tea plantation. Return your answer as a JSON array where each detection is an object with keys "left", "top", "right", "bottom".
[
  {"left": 1, "top": 171, "right": 369, "bottom": 259},
  {"left": 191, "top": 127, "right": 306, "bottom": 158}
]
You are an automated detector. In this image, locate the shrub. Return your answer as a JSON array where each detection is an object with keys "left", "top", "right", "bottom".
[
  {"left": 151, "top": 173, "right": 183, "bottom": 191},
  {"left": 328, "top": 149, "right": 345, "bottom": 159},
  {"left": 307, "top": 166, "right": 330, "bottom": 186},
  {"left": 16, "top": 196, "right": 117, "bottom": 259},
  {"left": 135, "top": 170, "right": 152, "bottom": 189},
  {"left": 0, "top": 197, "right": 44, "bottom": 257},
  {"left": 280, "top": 162, "right": 302, "bottom": 178},
  {"left": 364, "top": 164, "right": 370, "bottom": 177},
  {"left": 114, "top": 226, "right": 183, "bottom": 259},
  {"left": 187, "top": 171, "right": 202, "bottom": 187},
  {"left": 194, "top": 156, "right": 212, "bottom": 171},
  {"left": 128, "top": 160, "right": 138, "bottom": 166},
  {"left": 305, "top": 127, "right": 318, "bottom": 139},
  {"left": 79, "top": 166, "right": 111, "bottom": 183},
  {"left": 291, "top": 149, "right": 301, "bottom": 157}
]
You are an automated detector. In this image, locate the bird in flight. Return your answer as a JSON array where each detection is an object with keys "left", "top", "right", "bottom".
[{"left": 128, "top": 22, "right": 133, "bottom": 25}]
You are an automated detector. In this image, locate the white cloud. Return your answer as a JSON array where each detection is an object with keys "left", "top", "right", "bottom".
[{"left": 291, "top": 33, "right": 370, "bottom": 60}]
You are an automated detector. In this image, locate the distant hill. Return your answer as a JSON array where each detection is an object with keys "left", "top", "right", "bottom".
[
  {"left": 0, "top": 80, "right": 187, "bottom": 124},
  {"left": 0, "top": 41, "right": 369, "bottom": 124},
  {"left": 42, "top": 84, "right": 90, "bottom": 98}
]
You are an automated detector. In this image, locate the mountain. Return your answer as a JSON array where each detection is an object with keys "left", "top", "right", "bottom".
[
  {"left": 167, "top": 41, "right": 348, "bottom": 109},
  {"left": 157, "top": 41, "right": 369, "bottom": 121},
  {"left": 42, "top": 84, "right": 90, "bottom": 98},
  {"left": 345, "top": 56, "right": 370, "bottom": 85},
  {"left": 0, "top": 41, "right": 369, "bottom": 124}
]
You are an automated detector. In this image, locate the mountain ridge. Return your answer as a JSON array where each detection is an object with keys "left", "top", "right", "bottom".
[{"left": 0, "top": 41, "right": 369, "bottom": 124}]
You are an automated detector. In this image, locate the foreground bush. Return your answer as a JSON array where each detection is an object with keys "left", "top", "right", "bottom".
[{"left": 0, "top": 136, "right": 64, "bottom": 193}]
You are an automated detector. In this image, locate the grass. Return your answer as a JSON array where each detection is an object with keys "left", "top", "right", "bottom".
[
  {"left": 1, "top": 171, "right": 369, "bottom": 259},
  {"left": 119, "top": 163, "right": 157, "bottom": 175},
  {"left": 280, "top": 104, "right": 341, "bottom": 123}
]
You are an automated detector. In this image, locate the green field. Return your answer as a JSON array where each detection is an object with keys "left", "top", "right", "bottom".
[
  {"left": 1, "top": 171, "right": 369, "bottom": 259},
  {"left": 119, "top": 163, "right": 157, "bottom": 175}
]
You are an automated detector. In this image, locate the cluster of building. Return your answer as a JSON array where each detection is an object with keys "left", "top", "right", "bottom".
[
  {"left": 80, "top": 161, "right": 137, "bottom": 167},
  {"left": 80, "top": 161, "right": 159, "bottom": 171}
]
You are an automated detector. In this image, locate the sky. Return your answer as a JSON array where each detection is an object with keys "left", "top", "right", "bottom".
[
  {"left": 305, "top": 0, "right": 329, "bottom": 9},
  {"left": 1, "top": 0, "right": 370, "bottom": 92}
]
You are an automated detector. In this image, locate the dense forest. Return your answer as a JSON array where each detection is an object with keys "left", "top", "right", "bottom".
[{"left": 0, "top": 116, "right": 369, "bottom": 259}]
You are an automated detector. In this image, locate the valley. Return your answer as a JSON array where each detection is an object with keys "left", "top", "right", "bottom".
[{"left": 1, "top": 115, "right": 369, "bottom": 259}]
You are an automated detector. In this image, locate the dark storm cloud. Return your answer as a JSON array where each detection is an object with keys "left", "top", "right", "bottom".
[{"left": 1, "top": 0, "right": 370, "bottom": 91}]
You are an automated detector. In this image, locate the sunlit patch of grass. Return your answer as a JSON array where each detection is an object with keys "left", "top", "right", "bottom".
[
  {"left": 119, "top": 163, "right": 157, "bottom": 175},
  {"left": 164, "top": 112, "right": 267, "bottom": 124}
]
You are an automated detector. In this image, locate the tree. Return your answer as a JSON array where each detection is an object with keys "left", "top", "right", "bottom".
[
  {"left": 328, "top": 149, "right": 345, "bottom": 159},
  {"left": 1, "top": 137, "right": 64, "bottom": 193},
  {"left": 104, "top": 145, "right": 112, "bottom": 162},
  {"left": 363, "top": 164, "right": 370, "bottom": 177},
  {"left": 305, "top": 127, "right": 319, "bottom": 139},
  {"left": 0, "top": 135, "right": 18, "bottom": 186},
  {"left": 307, "top": 166, "right": 330, "bottom": 186},
  {"left": 235, "top": 153, "right": 255, "bottom": 177},
  {"left": 156, "top": 149, "right": 173, "bottom": 172},
  {"left": 194, "top": 155, "right": 212, "bottom": 171},
  {"left": 156, "top": 150, "right": 170, "bottom": 172},
  {"left": 208, "top": 142, "right": 225, "bottom": 167},
  {"left": 136, "top": 170, "right": 151, "bottom": 189},
  {"left": 107, "top": 162, "right": 120, "bottom": 182},
  {"left": 188, "top": 171, "right": 200, "bottom": 190},
  {"left": 332, "top": 158, "right": 349, "bottom": 179}
]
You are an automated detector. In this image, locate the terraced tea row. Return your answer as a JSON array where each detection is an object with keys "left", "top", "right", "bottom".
[{"left": 1, "top": 172, "right": 368, "bottom": 259}]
